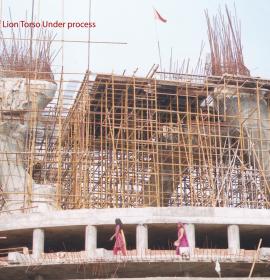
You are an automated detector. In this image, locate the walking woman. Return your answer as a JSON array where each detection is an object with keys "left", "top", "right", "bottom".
[
  {"left": 174, "top": 222, "right": 189, "bottom": 257},
  {"left": 110, "top": 218, "right": 127, "bottom": 256}
]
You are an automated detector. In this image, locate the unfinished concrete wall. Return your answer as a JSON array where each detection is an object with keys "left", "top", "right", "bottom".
[
  {"left": 146, "top": 84, "right": 270, "bottom": 207},
  {"left": 0, "top": 78, "right": 57, "bottom": 211},
  {"left": 213, "top": 85, "right": 270, "bottom": 180}
]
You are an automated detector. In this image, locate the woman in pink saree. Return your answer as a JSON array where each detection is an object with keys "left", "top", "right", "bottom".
[
  {"left": 110, "top": 218, "right": 127, "bottom": 256},
  {"left": 174, "top": 222, "right": 189, "bottom": 257}
]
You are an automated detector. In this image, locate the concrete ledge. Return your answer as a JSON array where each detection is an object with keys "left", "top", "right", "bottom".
[
  {"left": 260, "top": 247, "right": 270, "bottom": 260},
  {"left": 0, "top": 207, "right": 270, "bottom": 232},
  {"left": 0, "top": 261, "right": 269, "bottom": 279}
]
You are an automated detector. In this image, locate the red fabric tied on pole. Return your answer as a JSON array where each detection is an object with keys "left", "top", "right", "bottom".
[{"left": 153, "top": 8, "right": 167, "bottom": 23}]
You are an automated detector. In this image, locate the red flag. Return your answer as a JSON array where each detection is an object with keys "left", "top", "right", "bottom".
[{"left": 153, "top": 8, "right": 167, "bottom": 23}]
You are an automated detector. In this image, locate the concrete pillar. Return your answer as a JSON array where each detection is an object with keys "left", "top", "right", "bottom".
[
  {"left": 136, "top": 224, "right": 148, "bottom": 255},
  {"left": 32, "top": 228, "right": 44, "bottom": 258},
  {"left": 85, "top": 225, "right": 97, "bottom": 255},
  {"left": 227, "top": 224, "right": 240, "bottom": 252},
  {"left": 185, "top": 224, "right": 195, "bottom": 248}
]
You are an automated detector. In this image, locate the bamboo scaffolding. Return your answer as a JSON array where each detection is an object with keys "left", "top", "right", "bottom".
[
  {"left": 33, "top": 72, "right": 269, "bottom": 209},
  {"left": 0, "top": 7, "right": 270, "bottom": 211}
]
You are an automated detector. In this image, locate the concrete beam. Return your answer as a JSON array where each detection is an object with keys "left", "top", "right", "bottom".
[
  {"left": 136, "top": 224, "right": 148, "bottom": 254},
  {"left": 32, "top": 228, "right": 44, "bottom": 258},
  {"left": 85, "top": 225, "right": 97, "bottom": 255},
  {"left": 227, "top": 224, "right": 240, "bottom": 252},
  {"left": 1, "top": 207, "right": 270, "bottom": 233}
]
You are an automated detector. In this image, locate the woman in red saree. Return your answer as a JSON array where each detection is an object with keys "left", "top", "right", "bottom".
[
  {"left": 174, "top": 222, "right": 189, "bottom": 257},
  {"left": 110, "top": 218, "right": 127, "bottom": 256}
]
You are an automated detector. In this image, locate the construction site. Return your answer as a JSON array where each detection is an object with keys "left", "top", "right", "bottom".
[{"left": 0, "top": 1, "right": 269, "bottom": 280}]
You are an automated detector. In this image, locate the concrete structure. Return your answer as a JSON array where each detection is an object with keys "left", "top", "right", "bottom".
[
  {"left": 85, "top": 225, "right": 97, "bottom": 255},
  {"left": 136, "top": 224, "right": 148, "bottom": 254},
  {"left": 32, "top": 228, "right": 45, "bottom": 258},
  {"left": 0, "top": 30, "right": 269, "bottom": 280},
  {"left": 212, "top": 85, "right": 270, "bottom": 180},
  {"left": 227, "top": 224, "right": 240, "bottom": 252},
  {"left": 1, "top": 5, "right": 270, "bottom": 279},
  {"left": 0, "top": 78, "right": 57, "bottom": 212},
  {"left": 0, "top": 207, "right": 269, "bottom": 230},
  {"left": 185, "top": 224, "right": 195, "bottom": 249},
  {"left": 1, "top": 251, "right": 270, "bottom": 279},
  {"left": 0, "top": 207, "right": 269, "bottom": 279}
]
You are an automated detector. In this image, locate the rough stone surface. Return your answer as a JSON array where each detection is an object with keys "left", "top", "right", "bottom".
[
  {"left": 31, "top": 184, "right": 57, "bottom": 212},
  {"left": 0, "top": 78, "right": 57, "bottom": 211},
  {"left": 7, "top": 252, "right": 22, "bottom": 264}
]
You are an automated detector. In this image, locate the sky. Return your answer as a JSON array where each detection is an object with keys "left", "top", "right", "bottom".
[{"left": 0, "top": 0, "right": 270, "bottom": 81}]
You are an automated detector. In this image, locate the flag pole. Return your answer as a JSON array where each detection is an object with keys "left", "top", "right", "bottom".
[
  {"left": 153, "top": 7, "right": 167, "bottom": 79},
  {"left": 154, "top": 21, "right": 162, "bottom": 78}
]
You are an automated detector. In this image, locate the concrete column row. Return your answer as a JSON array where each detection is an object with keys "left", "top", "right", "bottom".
[
  {"left": 31, "top": 224, "right": 240, "bottom": 256},
  {"left": 84, "top": 223, "right": 196, "bottom": 253}
]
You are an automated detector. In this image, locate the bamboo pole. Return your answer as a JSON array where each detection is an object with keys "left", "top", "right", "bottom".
[{"left": 248, "top": 238, "right": 262, "bottom": 278}]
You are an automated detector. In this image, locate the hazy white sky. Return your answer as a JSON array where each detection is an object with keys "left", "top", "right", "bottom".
[{"left": 1, "top": 0, "right": 270, "bottom": 80}]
